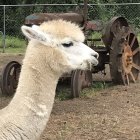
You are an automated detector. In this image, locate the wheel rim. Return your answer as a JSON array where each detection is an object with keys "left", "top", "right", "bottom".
[
  {"left": 71, "top": 70, "right": 92, "bottom": 98},
  {"left": 121, "top": 32, "right": 140, "bottom": 85},
  {"left": 1, "top": 61, "right": 21, "bottom": 96},
  {"left": 110, "top": 29, "right": 140, "bottom": 85}
]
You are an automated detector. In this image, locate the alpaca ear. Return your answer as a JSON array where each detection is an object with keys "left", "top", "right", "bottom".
[{"left": 21, "top": 25, "right": 52, "bottom": 44}]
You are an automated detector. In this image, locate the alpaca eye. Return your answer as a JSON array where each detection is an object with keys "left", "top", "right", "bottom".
[{"left": 62, "top": 42, "right": 73, "bottom": 47}]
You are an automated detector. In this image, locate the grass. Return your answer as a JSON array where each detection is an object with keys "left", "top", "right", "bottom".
[
  {"left": 1, "top": 47, "right": 26, "bottom": 53},
  {"left": 80, "top": 82, "right": 113, "bottom": 98},
  {"left": 56, "top": 87, "right": 71, "bottom": 101},
  {"left": 86, "top": 31, "right": 105, "bottom": 47},
  {"left": 56, "top": 81, "right": 72, "bottom": 101},
  {"left": 0, "top": 36, "right": 26, "bottom": 53},
  {"left": 92, "top": 32, "right": 102, "bottom": 39},
  {"left": 56, "top": 81, "right": 113, "bottom": 101}
]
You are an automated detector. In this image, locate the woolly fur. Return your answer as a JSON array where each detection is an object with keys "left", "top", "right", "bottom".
[{"left": 40, "top": 19, "right": 85, "bottom": 42}]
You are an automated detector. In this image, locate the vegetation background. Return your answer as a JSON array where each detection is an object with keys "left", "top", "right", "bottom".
[{"left": 0, "top": 0, "right": 139, "bottom": 53}]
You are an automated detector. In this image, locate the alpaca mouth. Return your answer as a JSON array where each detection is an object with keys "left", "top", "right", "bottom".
[
  {"left": 87, "top": 59, "right": 98, "bottom": 70},
  {"left": 92, "top": 58, "right": 98, "bottom": 66},
  {"left": 82, "top": 58, "right": 98, "bottom": 70},
  {"left": 87, "top": 61, "right": 92, "bottom": 70}
]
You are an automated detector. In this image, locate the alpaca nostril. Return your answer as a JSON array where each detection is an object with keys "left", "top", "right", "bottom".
[{"left": 92, "top": 53, "right": 99, "bottom": 59}]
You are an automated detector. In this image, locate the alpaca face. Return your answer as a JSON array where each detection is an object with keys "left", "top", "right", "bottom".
[
  {"left": 58, "top": 38, "right": 99, "bottom": 70},
  {"left": 21, "top": 20, "right": 98, "bottom": 71}
]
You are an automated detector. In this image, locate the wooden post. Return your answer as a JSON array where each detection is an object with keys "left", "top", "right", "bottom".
[{"left": 83, "top": 0, "right": 88, "bottom": 25}]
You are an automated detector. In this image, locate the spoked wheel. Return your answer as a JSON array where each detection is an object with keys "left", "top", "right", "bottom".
[
  {"left": 71, "top": 70, "right": 92, "bottom": 98},
  {"left": 1, "top": 61, "right": 21, "bottom": 96},
  {"left": 110, "top": 28, "right": 140, "bottom": 85}
]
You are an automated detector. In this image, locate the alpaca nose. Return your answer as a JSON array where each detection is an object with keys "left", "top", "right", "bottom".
[{"left": 92, "top": 52, "right": 99, "bottom": 59}]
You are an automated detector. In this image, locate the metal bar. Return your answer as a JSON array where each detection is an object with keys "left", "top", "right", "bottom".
[
  {"left": 3, "top": 5, "right": 6, "bottom": 53},
  {"left": 88, "top": 3, "right": 140, "bottom": 6},
  {"left": 0, "top": 31, "right": 4, "bottom": 53},
  {"left": 83, "top": 0, "right": 88, "bottom": 25},
  {"left": 0, "top": 3, "right": 139, "bottom": 7},
  {"left": 0, "top": 4, "right": 78, "bottom": 7}
]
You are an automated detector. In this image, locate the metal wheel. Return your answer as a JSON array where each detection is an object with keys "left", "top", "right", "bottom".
[
  {"left": 1, "top": 61, "right": 21, "bottom": 96},
  {"left": 110, "top": 28, "right": 140, "bottom": 85},
  {"left": 102, "top": 16, "right": 129, "bottom": 48},
  {"left": 71, "top": 70, "right": 92, "bottom": 98}
]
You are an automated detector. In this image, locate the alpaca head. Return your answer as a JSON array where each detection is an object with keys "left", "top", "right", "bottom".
[{"left": 21, "top": 20, "right": 98, "bottom": 74}]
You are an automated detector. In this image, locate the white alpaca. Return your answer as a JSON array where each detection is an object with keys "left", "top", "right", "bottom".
[{"left": 0, "top": 20, "right": 98, "bottom": 140}]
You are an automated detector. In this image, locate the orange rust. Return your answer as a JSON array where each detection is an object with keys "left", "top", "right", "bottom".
[{"left": 122, "top": 42, "right": 133, "bottom": 74}]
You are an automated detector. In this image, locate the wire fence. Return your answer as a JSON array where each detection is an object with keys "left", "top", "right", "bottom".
[
  {"left": 0, "top": 3, "right": 139, "bottom": 52},
  {"left": 89, "top": 3, "right": 140, "bottom": 30}
]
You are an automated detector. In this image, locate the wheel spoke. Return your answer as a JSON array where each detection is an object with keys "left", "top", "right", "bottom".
[
  {"left": 132, "top": 47, "right": 139, "bottom": 56},
  {"left": 129, "top": 71, "right": 136, "bottom": 83},
  {"left": 126, "top": 74, "right": 130, "bottom": 85},
  {"left": 130, "top": 35, "right": 136, "bottom": 48},
  {"left": 127, "top": 34, "right": 130, "bottom": 43},
  {"left": 122, "top": 72, "right": 126, "bottom": 85},
  {"left": 132, "top": 63, "right": 140, "bottom": 71}
]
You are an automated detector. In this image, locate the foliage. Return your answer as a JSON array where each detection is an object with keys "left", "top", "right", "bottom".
[{"left": 0, "top": 36, "right": 26, "bottom": 53}]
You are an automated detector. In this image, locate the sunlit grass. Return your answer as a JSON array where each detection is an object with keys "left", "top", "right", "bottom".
[
  {"left": 137, "top": 33, "right": 140, "bottom": 43},
  {"left": 80, "top": 82, "right": 113, "bottom": 98},
  {"left": 56, "top": 81, "right": 113, "bottom": 100},
  {"left": 0, "top": 36, "right": 26, "bottom": 53}
]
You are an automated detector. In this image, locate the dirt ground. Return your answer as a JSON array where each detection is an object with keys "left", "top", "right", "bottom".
[{"left": 0, "top": 53, "right": 140, "bottom": 140}]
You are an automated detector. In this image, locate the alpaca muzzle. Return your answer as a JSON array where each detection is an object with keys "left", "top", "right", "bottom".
[{"left": 91, "top": 52, "right": 99, "bottom": 66}]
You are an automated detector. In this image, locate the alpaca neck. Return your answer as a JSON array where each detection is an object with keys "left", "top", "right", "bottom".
[
  {"left": 5, "top": 45, "right": 61, "bottom": 139},
  {"left": 12, "top": 48, "right": 59, "bottom": 112}
]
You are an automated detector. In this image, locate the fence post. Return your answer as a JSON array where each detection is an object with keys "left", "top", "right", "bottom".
[{"left": 3, "top": 5, "right": 6, "bottom": 53}]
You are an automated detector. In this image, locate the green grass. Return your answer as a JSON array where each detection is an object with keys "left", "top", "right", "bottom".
[
  {"left": 0, "top": 36, "right": 26, "bottom": 53},
  {"left": 1, "top": 47, "right": 26, "bottom": 53},
  {"left": 56, "top": 90, "right": 71, "bottom": 101},
  {"left": 56, "top": 81, "right": 113, "bottom": 100},
  {"left": 86, "top": 31, "right": 104, "bottom": 47},
  {"left": 80, "top": 82, "right": 113, "bottom": 98},
  {"left": 56, "top": 80, "right": 74, "bottom": 101},
  {"left": 92, "top": 32, "right": 102, "bottom": 39},
  {"left": 137, "top": 33, "right": 140, "bottom": 43}
]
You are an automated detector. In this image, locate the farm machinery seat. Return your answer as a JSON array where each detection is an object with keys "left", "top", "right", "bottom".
[{"left": 25, "top": 12, "right": 84, "bottom": 26}]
